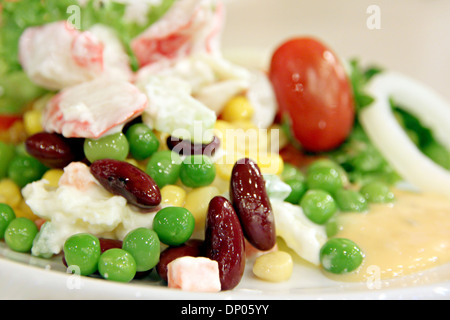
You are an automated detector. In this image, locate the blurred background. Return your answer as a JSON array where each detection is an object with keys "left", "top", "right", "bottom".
[{"left": 222, "top": 0, "right": 450, "bottom": 101}]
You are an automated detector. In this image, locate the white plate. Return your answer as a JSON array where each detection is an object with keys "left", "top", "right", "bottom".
[
  {"left": 1, "top": 241, "right": 449, "bottom": 300},
  {"left": 1, "top": 0, "right": 450, "bottom": 300}
]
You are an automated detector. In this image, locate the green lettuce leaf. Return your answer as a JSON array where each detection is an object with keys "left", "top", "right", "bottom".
[
  {"left": 348, "top": 59, "right": 383, "bottom": 112},
  {"left": 392, "top": 100, "right": 450, "bottom": 170}
]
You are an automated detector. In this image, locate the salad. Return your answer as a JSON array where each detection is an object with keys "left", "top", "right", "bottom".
[{"left": 0, "top": 0, "right": 449, "bottom": 294}]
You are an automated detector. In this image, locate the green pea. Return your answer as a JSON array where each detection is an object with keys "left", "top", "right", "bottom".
[
  {"left": 308, "top": 159, "right": 348, "bottom": 179},
  {"left": 325, "top": 218, "right": 340, "bottom": 238},
  {"left": 300, "top": 189, "right": 337, "bottom": 225},
  {"left": 146, "top": 150, "right": 182, "bottom": 188},
  {"left": 350, "top": 146, "right": 384, "bottom": 173},
  {"left": 153, "top": 207, "right": 195, "bottom": 246},
  {"left": 360, "top": 181, "right": 395, "bottom": 203},
  {"left": 84, "top": 132, "right": 129, "bottom": 163},
  {"left": 180, "top": 155, "right": 216, "bottom": 188},
  {"left": 0, "top": 142, "right": 16, "bottom": 179},
  {"left": 280, "top": 163, "right": 304, "bottom": 181},
  {"left": 63, "top": 233, "right": 101, "bottom": 276},
  {"left": 320, "top": 238, "right": 364, "bottom": 274},
  {"left": 98, "top": 248, "right": 136, "bottom": 283},
  {"left": 4, "top": 217, "right": 38, "bottom": 253},
  {"left": 0, "top": 203, "right": 16, "bottom": 239},
  {"left": 7, "top": 154, "right": 47, "bottom": 188},
  {"left": 122, "top": 228, "right": 160, "bottom": 272},
  {"left": 284, "top": 178, "right": 307, "bottom": 204},
  {"left": 15, "top": 142, "right": 29, "bottom": 157},
  {"left": 125, "top": 123, "right": 160, "bottom": 161},
  {"left": 334, "top": 189, "right": 368, "bottom": 213},
  {"left": 306, "top": 161, "right": 345, "bottom": 194},
  {"left": 307, "top": 159, "right": 344, "bottom": 172}
]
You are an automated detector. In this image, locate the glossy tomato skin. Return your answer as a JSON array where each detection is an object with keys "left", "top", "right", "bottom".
[{"left": 270, "top": 37, "right": 355, "bottom": 152}]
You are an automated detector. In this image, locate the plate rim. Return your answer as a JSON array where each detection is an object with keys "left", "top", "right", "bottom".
[{"left": 0, "top": 250, "right": 449, "bottom": 300}]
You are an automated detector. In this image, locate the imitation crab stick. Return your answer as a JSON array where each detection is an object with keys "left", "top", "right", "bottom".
[
  {"left": 19, "top": 21, "right": 132, "bottom": 91},
  {"left": 131, "top": 0, "right": 224, "bottom": 68},
  {"left": 43, "top": 78, "right": 147, "bottom": 139}
]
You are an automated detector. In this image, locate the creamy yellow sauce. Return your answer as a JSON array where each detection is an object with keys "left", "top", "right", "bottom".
[{"left": 328, "top": 190, "right": 450, "bottom": 282}]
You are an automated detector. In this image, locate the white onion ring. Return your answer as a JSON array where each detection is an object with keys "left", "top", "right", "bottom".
[{"left": 359, "top": 71, "right": 450, "bottom": 198}]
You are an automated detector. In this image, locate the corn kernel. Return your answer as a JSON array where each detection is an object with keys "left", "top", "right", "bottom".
[
  {"left": 209, "top": 175, "right": 230, "bottom": 195},
  {"left": 253, "top": 251, "right": 293, "bottom": 282},
  {"left": 23, "top": 109, "right": 43, "bottom": 136},
  {"left": 223, "top": 129, "right": 259, "bottom": 156},
  {"left": 256, "top": 152, "right": 284, "bottom": 176},
  {"left": 15, "top": 199, "right": 39, "bottom": 221},
  {"left": 215, "top": 151, "right": 245, "bottom": 181},
  {"left": 161, "top": 185, "right": 186, "bottom": 207},
  {"left": 0, "top": 120, "right": 27, "bottom": 144},
  {"left": 42, "top": 169, "right": 64, "bottom": 188},
  {"left": 31, "top": 93, "right": 55, "bottom": 112},
  {"left": 221, "top": 96, "right": 254, "bottom": 123},
  {"left": 232, "top": 120, "right": 258, "bottom": 131},
  {"left": 154, "top": 130, "right": 170, "bottom": 151},
  {"left": 0, "top": 179, "right": 22, "bottom": 208},
  {"left": 184, "top": 186, "right": 220, "bottom": 232},
  {"left": 214, "top": 120, "right": 234, "bottom": 147},
  {"left": 215, "top": 162, "right": 233, "bottom": 181},
  {"left": 214, "top": 120, "right": 235, "bottom": 133},
  {"left": 214, "top": 119, "right": 235, "bottom": 133},
  {"left": 223, "top": 125, "right": 270, "bottom": 158},
  {"left": 125, "top": 158, "right": 147, "bottom": 171}
]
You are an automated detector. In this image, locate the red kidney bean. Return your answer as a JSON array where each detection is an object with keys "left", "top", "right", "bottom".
[
  {"left": 90, "top": 159, "right": 161, "bottom": 210},
  {"left": 156, "top": 239, "right": 204, "bottom": 282},
  {"left": 205, "top": 196, "right": 245, "bottom": 291},
  {"left": 25, "top": 132, "right": 83, "bottom": 168},
  {"left": 166, "top": 135, "right": 220, "bottom": 157},
  {"left": 230, "top": 158, "right": 276, "bottom": 251},
  {"left": 99, "top": 238, "right": 123, "bottom": 253}
]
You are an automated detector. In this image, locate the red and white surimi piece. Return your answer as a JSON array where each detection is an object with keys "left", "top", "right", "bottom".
[
  {"left": 167, "top": 256, "right": 221, "bottom": 292},
  {"left": 19, "top": 21, "right": 132, "bottom": 90},
  {"left": 43, "top": 79, "right": 147, "bottom": 139},
  {"left": 58, "top": 162, "right": 99, "bottom": 192},
  {"left": 131, "top": 0, "right": 225, "bottom": 68}
]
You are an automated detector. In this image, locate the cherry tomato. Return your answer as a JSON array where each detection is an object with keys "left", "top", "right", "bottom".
[
  {"left": 269, "top": 37, "right": 355, "bottom": 152},
  {"left": 0, "top": 115, "right": 22, "bottom": 131}
]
